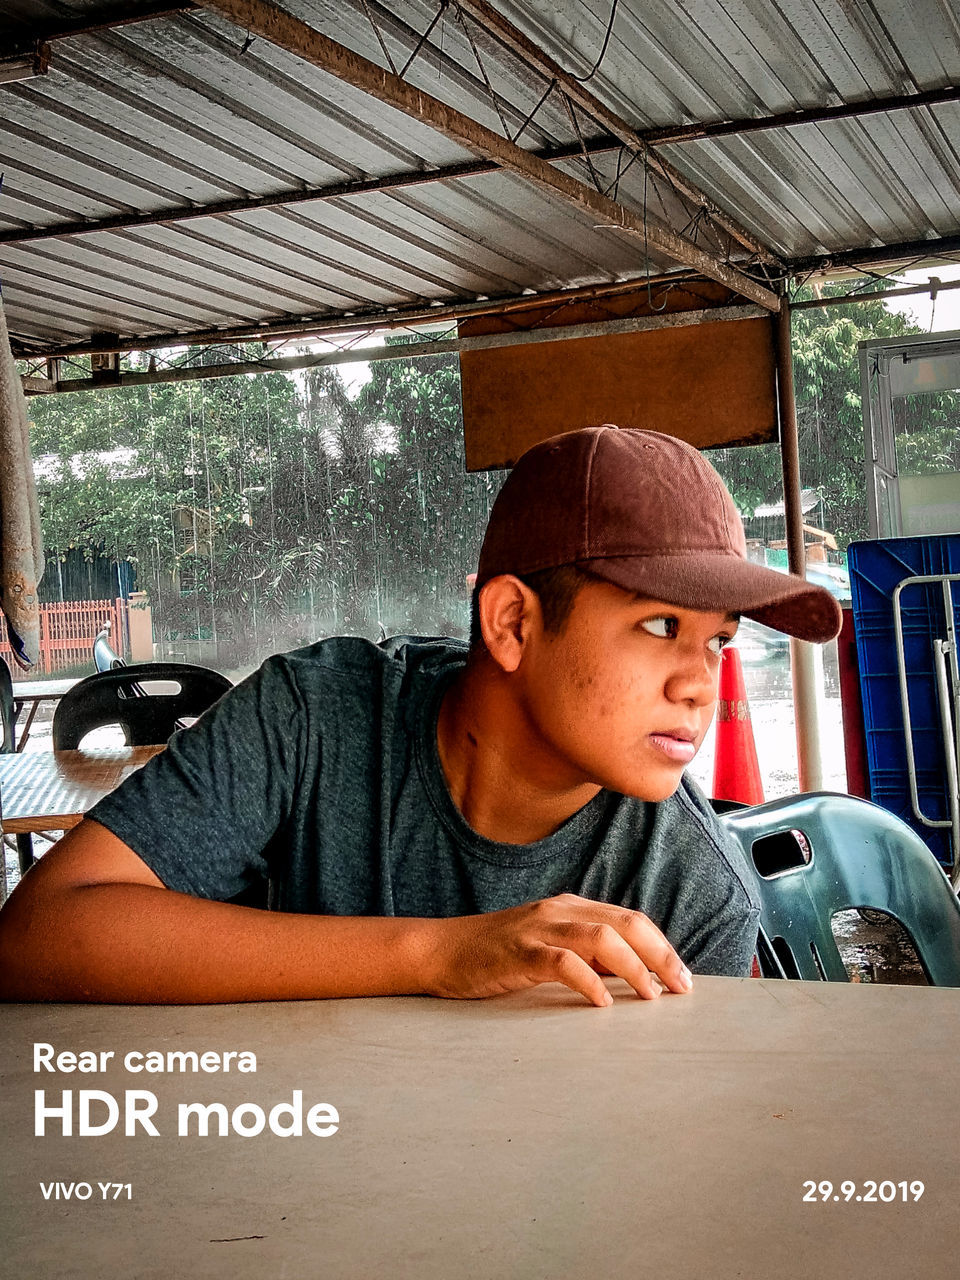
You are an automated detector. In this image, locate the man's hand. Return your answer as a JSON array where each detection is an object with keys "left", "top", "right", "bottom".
[
  {"left": 422, "top": 893, "right": 693, "bottom": 1006},
  {"left": 0, "top": 826, "right": 690, "bottom": 1006}
]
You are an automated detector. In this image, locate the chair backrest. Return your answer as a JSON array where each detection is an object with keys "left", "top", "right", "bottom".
[
  {"left": 720, "top": 792, "right": 960, "bottom": 986},
  {"left": 0, "top": 656, "right": 15, "bottom": 753},
  {"left": 93, "top": 625, "right": 124, "bottom": 673},
  {"left": 53, "top": 662, "right": 232, "bottom": 749}
]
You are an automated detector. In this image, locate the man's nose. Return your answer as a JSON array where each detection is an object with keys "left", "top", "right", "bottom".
[{"left": 665, "top": 647, "right": 718, "bottom": 706}]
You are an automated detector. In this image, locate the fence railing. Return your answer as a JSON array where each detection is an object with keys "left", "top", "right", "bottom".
[{"left": 1, "top": 598, "right": 128, "bottom": 679}]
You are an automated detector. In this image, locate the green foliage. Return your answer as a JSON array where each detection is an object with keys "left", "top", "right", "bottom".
[
  {"left": 25, "top": 342, "right": 500, "bottom": 665},
  {"left": 713, "top": 283, "right": 955, "bottom": 547},
  {"left": 23, "top": 290, "right": 956, "bottom": 667}
]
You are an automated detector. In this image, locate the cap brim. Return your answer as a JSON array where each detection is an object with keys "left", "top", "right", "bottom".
[{"left": 579, "top": 552, "right": 843, "bottom": 643}]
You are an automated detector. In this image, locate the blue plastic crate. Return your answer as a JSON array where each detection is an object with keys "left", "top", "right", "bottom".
[{"left": 847, "top": 535, "right": 960, "bottom": 867}]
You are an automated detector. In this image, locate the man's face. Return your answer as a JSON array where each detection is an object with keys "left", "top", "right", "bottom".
[{"left": 515, "top": 579, "right": 739, "bottom": 802}]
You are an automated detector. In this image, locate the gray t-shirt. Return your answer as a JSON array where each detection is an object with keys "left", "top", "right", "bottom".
[{"left": 90, "top": 635, "right": 761, "bottom": 976}]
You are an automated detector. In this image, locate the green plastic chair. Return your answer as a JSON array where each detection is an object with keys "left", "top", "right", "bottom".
[{"left": 719, "top": 793, "right": 960, "bottom": 986}]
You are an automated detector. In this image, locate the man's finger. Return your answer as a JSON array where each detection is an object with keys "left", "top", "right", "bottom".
[
  {"left": 558, "top": 922, "right": 663, "bottom": 1000},
  {"left": 536, "top": 944, "right": 614, "bottom": 1007},
  {"left": 572, "top": 902, "right": 693, "bottom": 995}
]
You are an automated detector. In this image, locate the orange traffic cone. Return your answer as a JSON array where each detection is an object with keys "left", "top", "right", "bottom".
[{"left": 712, "top": 646, "right": 764, "bottom": 805}]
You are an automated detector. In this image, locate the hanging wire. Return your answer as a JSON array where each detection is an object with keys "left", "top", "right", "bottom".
[
  {"left": 511, "top": 77, "right": 558, "bottom": 145},
  {"left": 399, "top": 0, "right": 450, "bottom": 78},
  {"left": 571, "top": 0, "right": 621, "bottom": 84},
  {"left": 604, "top": 145, "right": 628, "bottom": 202},
  {"left": 358, "top": 0, "right": 399, "bottom": 74},
  {"left": 560, "top": 91, "right": 605, "bottom": 193},
  {"left": 456, "top": 6, "right": 512, "bottom": 138},
  {"left": 641, "top": 159, "right": 668, "bottom": 313},
  {"left": 643, "top": 151, "right": 730, "bottom": 262}
]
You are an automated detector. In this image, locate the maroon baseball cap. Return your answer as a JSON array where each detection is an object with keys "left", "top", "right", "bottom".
[{"left": 476, "top": 426, "right": 842, "bottom": 643}]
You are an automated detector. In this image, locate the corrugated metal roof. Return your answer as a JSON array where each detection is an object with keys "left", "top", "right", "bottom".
[{"left": 1, "top": 0, "right": 958, "bottom": 356}]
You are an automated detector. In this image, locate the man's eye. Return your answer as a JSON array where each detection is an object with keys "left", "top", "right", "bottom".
[
  {"left": 708, "top": 634, "right": 735, "bottom": 655},
  {"left": 641, "top": 616, "right": 679, "bottom": 639}
]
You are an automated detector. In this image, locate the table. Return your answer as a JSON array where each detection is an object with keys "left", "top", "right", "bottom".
[
  {"left": 0, "top": 746, "right": 164, "bottom": 837},
  {"left": 10, "top": 678, "right": 79, "bottom": 751},
  {"left": 1, "top": 976, "right": 957, "bottom": 1278}
]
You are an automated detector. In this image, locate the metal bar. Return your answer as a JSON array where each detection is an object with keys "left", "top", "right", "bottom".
[
  {"left": 12, "top": 264, "right": 960, "bottom": 363},
  {"left": 793, "top": 277, "right": 960, "bottom": 311},
  {"left": 892, "top": 576, "right": 960, "bottom": 840},
  {"left": 28, "top": 341, "right": 464, "bottom": 393},
  {"left": 0, "top": 140, "right": 619, "bottom": 247},
  {"left": 0, "top": 1, "right": 197, "bottom": 54},
  {"left": 942, "top": 576, "right": 960, "bottom": 882},
  {"left": 10, "top": 270, "right": 702, "bottom": 360},
  {"left": 398, "top": 1, "right": 448, "bottom": 79},
  {"left": 790, "top": 234, "right": 960, "bottom": 276},
  {"left": 943, "top": 580, "right": 960, "bottom": 781},
  {"left": 776, "top": 297, "right": 823, "bottom": 792},
  {"left": 932, "top": 640, "right": 960, "bottom": 886},
  {"left": 890, "top": 581, "right": 927, "bottom": 827},
  {"left": 22, "top": 301, "right": 764, "bottom": 394},
  {"left": 191, "top": 0, "right": 779, "bottom": 310},
  {"left": 642, "top": 84, "right": 960, "bottom": 147},
  {"left": 453, "top": 0, "right": 777, "bottom": 264},
  {"left": 859, "top": 345, "right": 882, "bottom": 540}
]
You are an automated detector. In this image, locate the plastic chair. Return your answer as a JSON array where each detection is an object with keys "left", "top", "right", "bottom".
[
  {"left": 93, "top": 622, "right": 124, "bottom": 673},
  {"left": 0, "top": 656, "right": 14, "bottom": 753},
  {"left": 719, "top": 792, "right": 960, "bottom": 986},
  {"left": 92, "top": 621, "right": 147, "bottom": 699},
  {"left": 53, "top": 662, "right": 232, "bottom": 749}
]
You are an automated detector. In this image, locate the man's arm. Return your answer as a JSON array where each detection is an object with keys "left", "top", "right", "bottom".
[{"left": 0, "top": 819, "right": 692, "bottom": 1006}]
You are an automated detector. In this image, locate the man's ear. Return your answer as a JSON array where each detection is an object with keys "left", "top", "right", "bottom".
[{"left": 477, "top": 576, "right": 541, "bottom": 673}]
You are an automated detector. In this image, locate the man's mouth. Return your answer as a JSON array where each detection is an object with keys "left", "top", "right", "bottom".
[{"left": 648, "top": 729, "right": 698, "bottom": 764}]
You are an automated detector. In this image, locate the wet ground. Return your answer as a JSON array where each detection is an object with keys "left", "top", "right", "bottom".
[{"left": 830, "top": 910, "right": 928, "bottom": 985}]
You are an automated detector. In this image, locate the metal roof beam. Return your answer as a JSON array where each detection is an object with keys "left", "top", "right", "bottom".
[
  {"left": 9, "top": 271, "right": 701, "bottom": 360},
  {"left": 0, "top": 2, "right": 197, "bottom": 55},
  {"left": 452, "top": 0, "right": 776, "bottom": 265},
  {"left": 789, "top": 234, "right": 960, "bottom": 276},
  {"left": 643, "top": 84, "right": 960, "bottom": 146},
  {"left": 21, "top": 301, "right": 764, "bottom": 395},
  {"left": 191, "top": 0, "right": 779, "bottom": 311},
  {"left": 0, "top": 139, "right": 619, "bottom": 246},
  {"left": 791, "top": 276, "right": 960, "bottom": 312},
  {"left": 16, "top": 269, "right": 960, "bottom": 367}
]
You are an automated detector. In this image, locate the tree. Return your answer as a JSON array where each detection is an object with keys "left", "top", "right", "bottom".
[
  {"left": 712, "top": 285, "right": 956, "bottom": 548},
  {"left": 23, "top": 288, "right": 954, "bottom": 669}
]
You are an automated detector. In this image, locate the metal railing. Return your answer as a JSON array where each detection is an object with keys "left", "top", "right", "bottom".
[{"left": 892, "top": 573, "right": 960, "bottom": 887}]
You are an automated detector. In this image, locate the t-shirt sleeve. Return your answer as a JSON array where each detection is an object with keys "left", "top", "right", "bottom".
[
  {"left": 87, "top": 657, "right": 305, "bottom": 900},
  {"left": 666, "top": 781, "right": 761, "bottom": 978},
  {"left": 681, "top": 886, "right": 760, "bottom": 977}
]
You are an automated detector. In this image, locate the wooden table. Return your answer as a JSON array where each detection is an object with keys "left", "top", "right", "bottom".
[
  {"left": 0, "top": 746, "right": 164, "bottom": 835},
  {"left": 1, "top": 976, "right": 957, "bottom": 1278},
  {"left": 10, "top": 679, "right": 79, "bottom": 751}
]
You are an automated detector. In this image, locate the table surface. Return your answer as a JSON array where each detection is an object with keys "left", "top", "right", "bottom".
[
  {"left": 11, "top": 678, "right": 80, "bottom": 704},
  {"left": 2, "top": 976, "right": 958, "bottom": 1279},
  {"left": 0, "top": 746, "right": 163, "bottom": 833}
]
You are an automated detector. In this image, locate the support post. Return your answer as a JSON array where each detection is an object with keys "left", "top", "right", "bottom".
[{"left": 776, "top": 297, "right": 823, "bottom": 791}]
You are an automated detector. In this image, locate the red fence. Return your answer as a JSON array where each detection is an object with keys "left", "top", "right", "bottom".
[{"left": 1, "top": 598, "right": 128, "bottom": 678}]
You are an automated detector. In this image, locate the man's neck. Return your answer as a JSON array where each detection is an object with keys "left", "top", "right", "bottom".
[{"left": 435, "top": 659, "right": 601, "bottom": 845}]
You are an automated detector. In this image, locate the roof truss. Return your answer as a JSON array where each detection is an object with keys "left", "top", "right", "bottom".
[{"left": 191, "top": 0, "right": 780, "bottom": 311}]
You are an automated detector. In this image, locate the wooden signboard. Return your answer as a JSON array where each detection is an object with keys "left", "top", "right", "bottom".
[{"left": 459, "top": 283, "right": 779, "bottom": 471}]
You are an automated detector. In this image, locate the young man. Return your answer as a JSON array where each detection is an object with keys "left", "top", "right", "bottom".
[{"left": 0, "top": 426, "right": 840, "bottom": 1006}]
